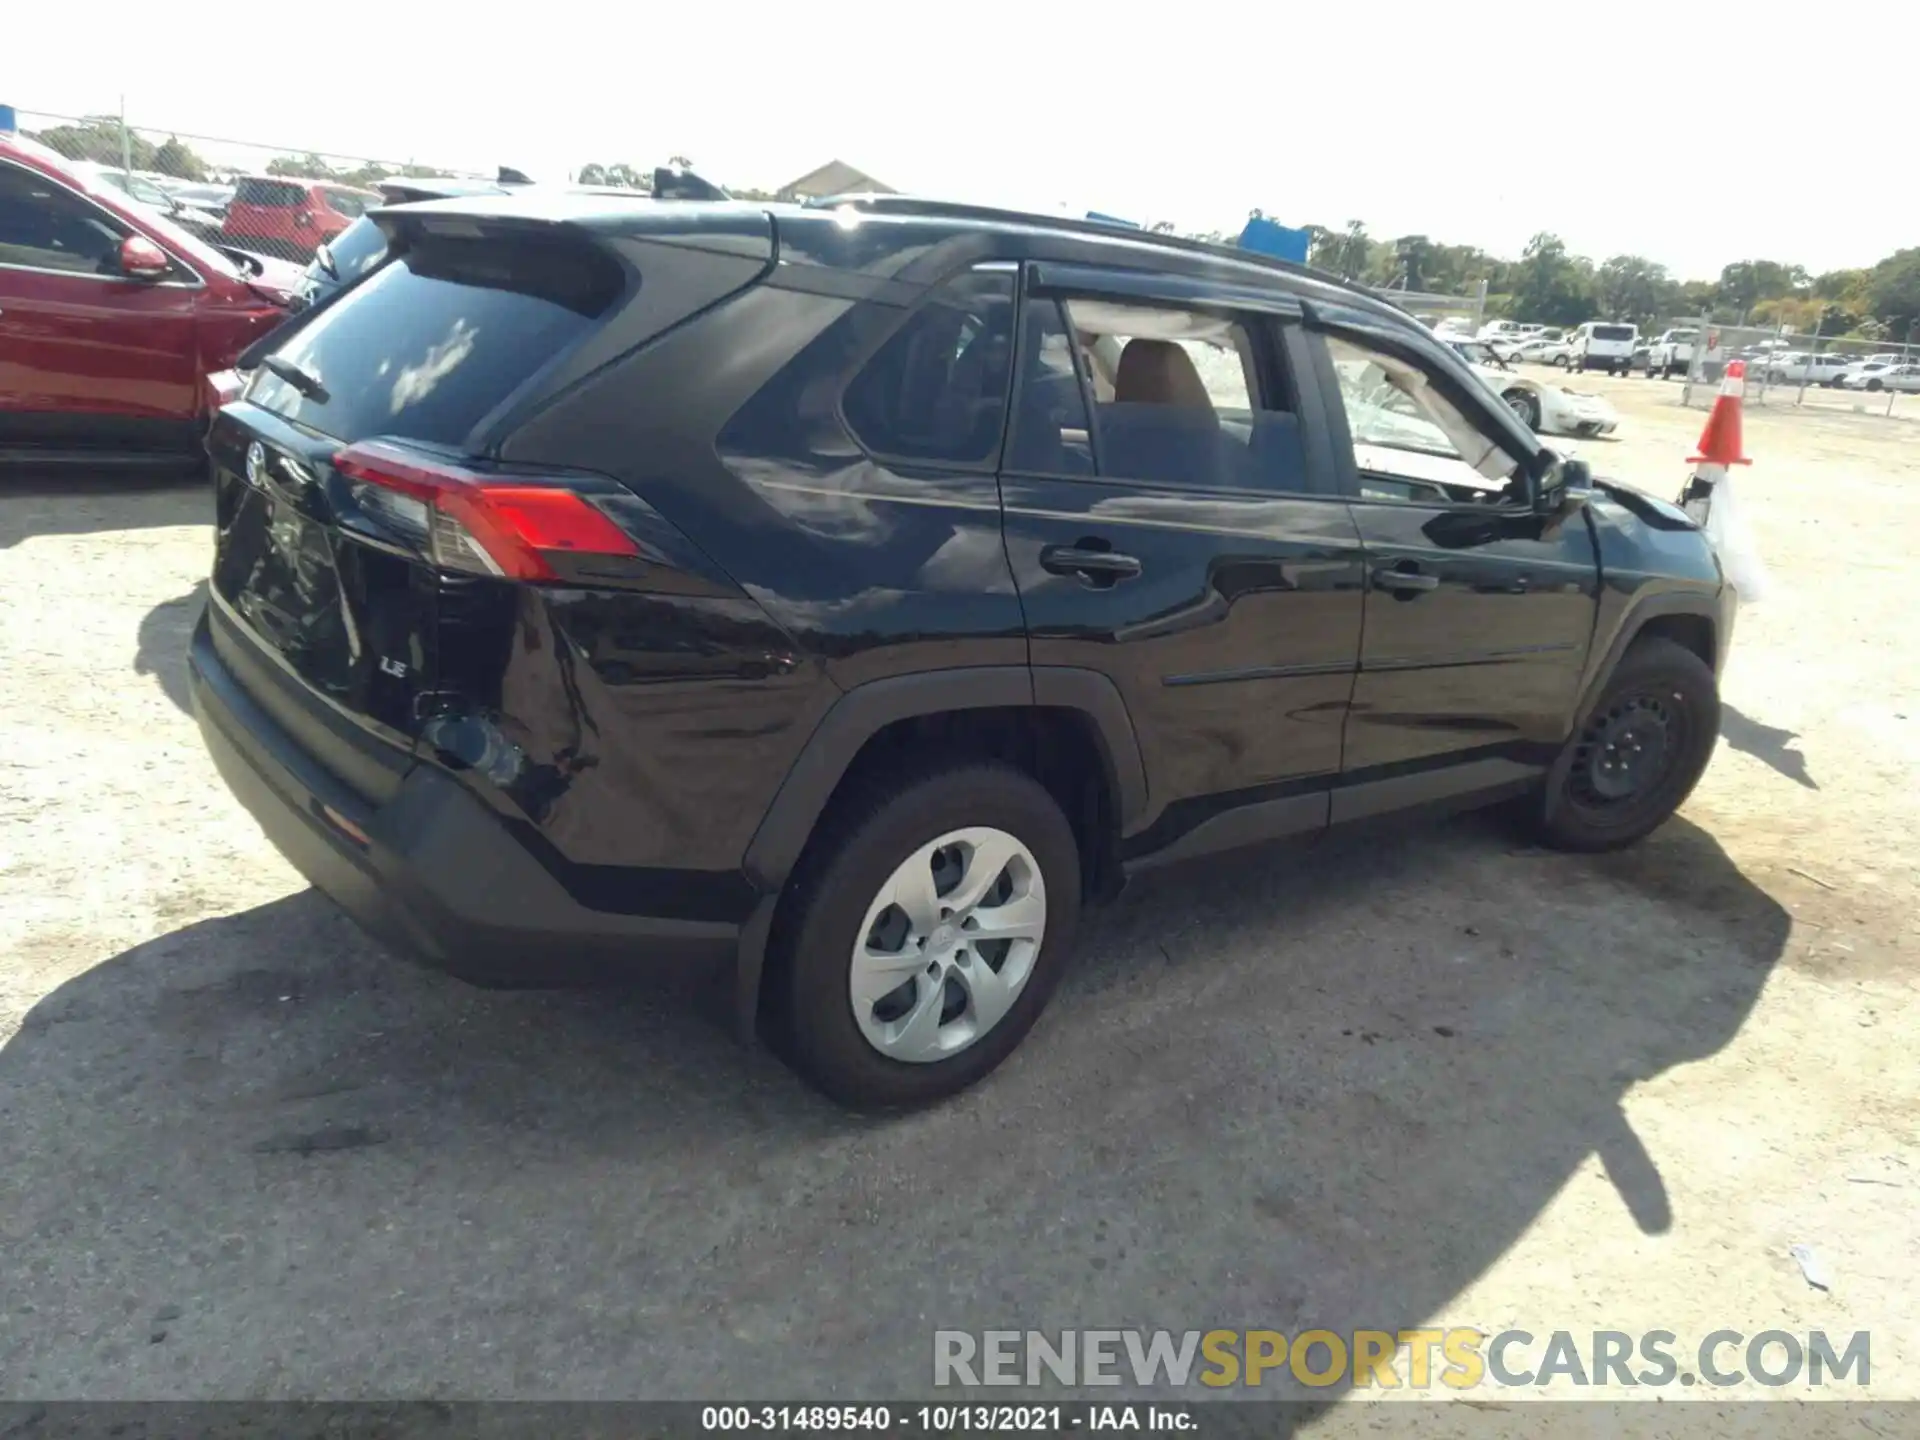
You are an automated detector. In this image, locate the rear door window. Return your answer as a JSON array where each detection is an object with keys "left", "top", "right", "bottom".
[
  {"left": 248, "top": 233, "right": 624, "bottom": 446},
  {"left": 1592, "top": 324, "right": 1635, "bottom": 342},
  {"left": 324, "top": 189, "right": 369, "bottom": 218},
  {"left": 233, "top": 178, "right": 306, "bottom": 208},
  {"left": 1007, "top": 291, "right": 1309, "bottom": 494},
  {"left": 840, "top": 268, "right": 1016, "bottom": 465}
]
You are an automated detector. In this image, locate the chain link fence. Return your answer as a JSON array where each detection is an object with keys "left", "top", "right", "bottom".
[
  {"left": 12, "top": 107, "right": 491, "bottom": 267},
  {"left": 1677, "top": 319, "right": 1917, "bottom": 421},
  {"left": 1385, "top": 281, "right": 1490, "bottom": 340}
]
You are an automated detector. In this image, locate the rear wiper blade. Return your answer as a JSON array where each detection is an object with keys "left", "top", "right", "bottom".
[
  {"left": 313, "top": 242, "right": 338, "bottom": 280},
  {"left": 261, "top": 355, "right": 331, "bottom": 404}
]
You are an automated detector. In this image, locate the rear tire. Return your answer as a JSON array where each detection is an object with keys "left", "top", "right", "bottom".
[
  {"left": 771, "top": 763, "right": 1082, "bottom": 1109},
  {"left": 1503, "top": 389, "right": 1542, "bottom": 430},
  {"left": 1536, "top": 637, "right": 1719, "bottom": 853}
]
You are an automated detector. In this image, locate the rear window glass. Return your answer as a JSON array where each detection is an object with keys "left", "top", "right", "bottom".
[
  {"left": 841, "top": 269, "right": 1015, "bottom": 465},
  {"left": 309, "top": 215, "right": 389, "bottom": 286},
  {"left": 234, "top": 178, "right": 306, "bottom": 207},
  {"left": 249, "top": 234, "right": 623, "bottom": 446},
  {"left": 1592, "top": 325, "right": 1635, "bottom": 341},
  {"left": 324, "top": 189, "right": 370, "bottom": 218}
]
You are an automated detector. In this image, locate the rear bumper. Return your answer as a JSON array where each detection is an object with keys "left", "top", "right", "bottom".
[{"left": 189, "top": 615, "right": 740, "bottom": 986}]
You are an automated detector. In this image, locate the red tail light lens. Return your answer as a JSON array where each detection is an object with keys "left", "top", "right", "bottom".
[{"left": 332, "top": 438, "right": 641, "bottom": 581}]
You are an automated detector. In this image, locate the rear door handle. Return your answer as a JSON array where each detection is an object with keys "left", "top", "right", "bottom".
[
  {"left": 1371, "top": 565, "right": 1440, "bottom": 594},
  {"left": 1041, "top": 544, "right": 1142, "bottom": 584}
]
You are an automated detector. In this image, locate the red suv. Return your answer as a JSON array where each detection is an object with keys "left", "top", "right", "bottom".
[
  {"left": 0, "top": 131, "right": 300, "bottom": 473},
  {"left": 221, "top": 176, "right": 379, "bottom": 262}
]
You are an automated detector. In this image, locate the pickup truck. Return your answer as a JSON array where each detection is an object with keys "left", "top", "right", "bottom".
[{"left": 1644, "top": 329, "right": 1698, "bottom": 380}]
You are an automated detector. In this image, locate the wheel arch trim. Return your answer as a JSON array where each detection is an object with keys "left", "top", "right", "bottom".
[
  {"left": 742, "top": 665, "right": 1148, "bottom": 895},
  {"left": 1575, "top": 590, "right": 1722, "bottom": 730},
  {"left": 730, "top": 664, "right": 1147, "bottom": 1044}
]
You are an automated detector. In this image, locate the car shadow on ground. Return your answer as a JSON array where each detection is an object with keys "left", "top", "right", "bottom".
[
  {"left": 0, "top": 472, "right": 207, "bottom": 551},
  {"left": 0, "top": 812, "right": 1786, "bottom": 1413},
  {"left": 137, "top": 579, "right": 209, "bottom": 716},
  {"left": 1720, "top": 703, "right": 1817, "bottom": 790}
]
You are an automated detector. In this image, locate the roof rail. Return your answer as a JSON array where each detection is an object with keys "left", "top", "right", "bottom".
[{"left": 803, "top": 192, "right": 1387, "bottom": 308}]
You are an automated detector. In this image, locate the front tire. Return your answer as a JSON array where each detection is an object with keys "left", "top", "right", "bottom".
[
  {"left": 1536, "top": 637, "right": 1720, "bottom": 853},
  {"left": 771, "top": 763, "right": 1082, "bottom": 1109}
]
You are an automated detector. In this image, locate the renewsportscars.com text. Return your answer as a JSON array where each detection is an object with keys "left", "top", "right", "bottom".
[{"left": 933, "top": 1329, "right": 1871, "bottom": 1391}]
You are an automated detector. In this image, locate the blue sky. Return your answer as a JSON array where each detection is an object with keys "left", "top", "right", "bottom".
[{"left": 9, "top": 0, "right": 1913, "bottom": 279}]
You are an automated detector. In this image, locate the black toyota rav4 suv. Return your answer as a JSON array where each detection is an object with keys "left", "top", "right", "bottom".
[{"left": 190, "top": 193, "right": 1736, "bottom": 1108}]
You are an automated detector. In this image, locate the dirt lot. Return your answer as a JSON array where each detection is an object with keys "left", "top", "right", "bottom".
[{"left": 2, "top": 379, "right": 1916, "bottom": 1425}]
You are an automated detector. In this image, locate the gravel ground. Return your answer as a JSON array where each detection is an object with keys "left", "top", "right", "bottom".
[{"left": 1, "top": 384, "right": 1916, "bottom": 1424}]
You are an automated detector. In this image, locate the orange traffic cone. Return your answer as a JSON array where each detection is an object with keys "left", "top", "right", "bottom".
[
  {"left": 1689, "top": 359, "right": 1751, "bottom": 467},
  {"left": 1681, "top": 359, "right": 1769, "bottom": 602}
]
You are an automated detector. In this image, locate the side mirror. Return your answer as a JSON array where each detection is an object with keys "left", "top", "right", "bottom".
[
  {"left": 1529, "top": 451, "right": 1591, "bottom": 515},
  {"left": 118, "top": 234, "right": 171, "bottom": 281}
]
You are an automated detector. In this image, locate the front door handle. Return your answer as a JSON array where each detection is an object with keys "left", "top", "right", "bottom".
[
  {"left": 1042, "top": 544, "right": 1142, "bottom": 585},
  {"left": 1372, "top": 565, "right": 1440, "bottom": 595}
]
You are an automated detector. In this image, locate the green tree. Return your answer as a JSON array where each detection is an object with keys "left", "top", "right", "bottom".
[
  {"left": 1509, "top": 233, "right": 1596, "bottom": 327},
  {"left": 150, "top": 136, "right": 207, "bottom": 182},
  {"left": 1308, "top": 220, "right": 1375, "bottom": 281},
  {"left": 1594, "top": 254, "right": 1677, "bottom": 326},
  {"left": 1386, "top": 234, "right": 1435, "bottom": 291},
  {"left": 1865, "top": 248, "right": 1920, "bottom": 341},
  {"left": 1712, "top": 260, "right": 1807, "bottom": 321},
  {"left": 32, "top": 116, "right": 155, "bottom": 168},
  {"left": 576, "top": 163, "right": 610, "bottom": 185},
  {"left": 602, "top": 163, "right": 650, "bottom": 190},
  {"left": 266, "top": 153, "right": 334, "bottom": 180}
]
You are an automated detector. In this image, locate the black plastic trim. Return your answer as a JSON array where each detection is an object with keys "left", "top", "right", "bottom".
[
  {"left": 1575, "top": 591, "right": 1722, "bottom": 719},
  {"left": 742, "top": 664, "right": 1151, "bottom": 892},
  {"left": 1329, "top": 756, "right": 1540, "bottom": 825},
  {"left": 1163, "top": 660, "right": 1352, "bottom": 687},
  {"left": 191, "top": 616, "right": 738, "bottom": 983},
  {"left": 1125, "top": 791, "right": 1328, "bottom": 872}
]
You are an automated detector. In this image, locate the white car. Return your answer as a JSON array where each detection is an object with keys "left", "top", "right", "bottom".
[
  {"left": 1841, "top": 362, "right": 1920, "bottom": 393},
  {"left": 1444, "top": 339, "right": 1618, "bottom": 437},
  {"left": 1527, "top": 336, "right": 1576, "bottom": 367},
  {"left": 1477, "top": 319, "right": 1537, "bottom": 343},
  {"left": 1764, "top": 352, "right": 1853, "bottom": 387}
]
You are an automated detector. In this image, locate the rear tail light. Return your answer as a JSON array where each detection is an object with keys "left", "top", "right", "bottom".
[{"left": 332, "top": 438, "right": 641, "bottom": 581}]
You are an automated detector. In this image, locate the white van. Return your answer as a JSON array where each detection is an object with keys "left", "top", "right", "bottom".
[{"left": 1571, "top": 321, "right": 1639, "bottom": 375}]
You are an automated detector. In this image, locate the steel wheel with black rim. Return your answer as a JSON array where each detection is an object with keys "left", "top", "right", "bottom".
[
  {"left": 1538, "top": 636, "right": 1721, "bottom": 852},
  {"left": 771, "top": 763, "right": 1081, "bottom": 1108}
]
